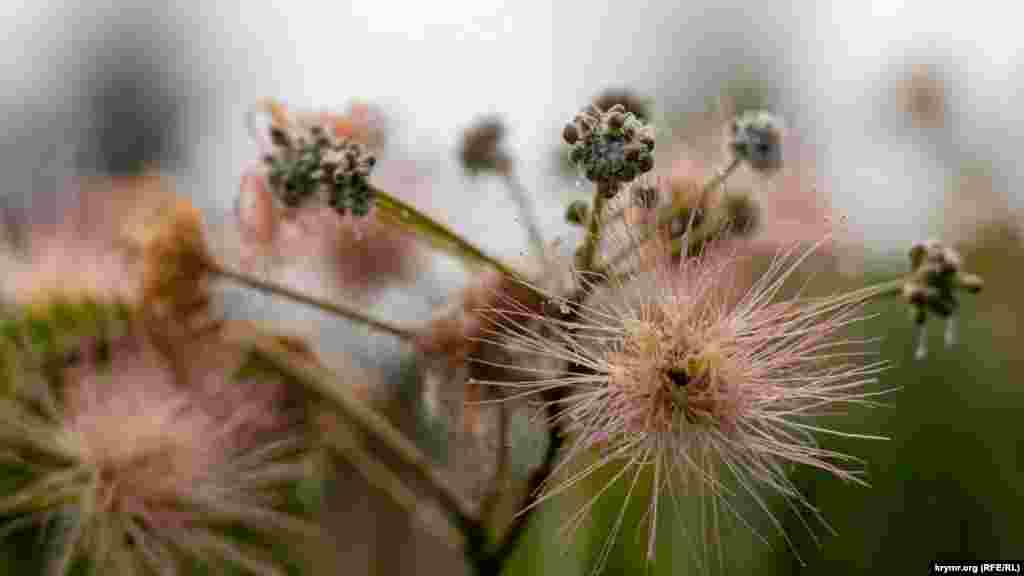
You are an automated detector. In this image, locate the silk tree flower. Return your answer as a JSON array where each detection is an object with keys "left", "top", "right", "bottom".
[
  {"left": 0, "top": 319, "right": 315, "bottom": 576},
  {"left": 471, "top": 237, "right": 890, "bottom": 571}
]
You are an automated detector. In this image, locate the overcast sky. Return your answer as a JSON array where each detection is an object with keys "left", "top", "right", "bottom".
[{"left": 2, "top": 0, "right": 1022, "bottom": 256}]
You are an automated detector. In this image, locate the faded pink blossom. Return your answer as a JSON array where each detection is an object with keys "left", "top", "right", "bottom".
[
  {"left": 1, "top": 175, "right": 175, "bottom": 306},
  {"left": 1, "top": 327, "right": 311, "bottom": 576}
]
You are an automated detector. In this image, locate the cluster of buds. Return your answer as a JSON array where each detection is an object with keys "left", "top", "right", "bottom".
[
  {"left": 728, "top": 110, "right": 785, "bottom": 175},
  {"left": 902, "top": 239, "right": 983, "bottom": 358},
  {"left": 263, "top": 117, "right": 378, "bottom": 217},
  {"left": 563, "top": 103, "right": 655, "bottom": 192}
]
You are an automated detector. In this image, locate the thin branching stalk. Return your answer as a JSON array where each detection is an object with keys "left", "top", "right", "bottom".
[
  {"left": 207, "top": 260, "right": 418, "bottom": 342},
  {"left": 499, "top": 170, "right": 546, "bottom": 262},
  {"left": 480, "top": 181, "right": 614, "bottom": 572},
  {"left": 322, "top": 421, "right": 463, "bottom": 551},
  {"left": 232, "top": 331, "right": 486, "bottom": 548}
]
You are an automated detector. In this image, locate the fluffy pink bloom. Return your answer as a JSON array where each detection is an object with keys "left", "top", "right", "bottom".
[
  {"left": 1, "top": 325, "right": 311, "bottom": 576},
  {"left": 474, "top": 237, "right": 889, "bottom": 571},
  {"left": 1, "top": 176, "right": 154, "bottom": 306}
]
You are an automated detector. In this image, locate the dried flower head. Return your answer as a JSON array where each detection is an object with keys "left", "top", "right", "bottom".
[
  {"left": 258, "top": 102, "right": 377, "bottom": 217},
  {"left": 460, "top": 116, "right": 511, "bottom": 175},
  {"left": 564, "top": 103, "right": 656, "bottom": 190},
  {"left": 728, "top": 110, "right": 785, "bottom": 175},
  {"left": 897, "top": 63, "right": 947, "bottom": 130},
  {"left": 122, "top": 192, "right": 213, "bottom": 327},
  {"left": 0, "top": 324, "right": 315, "bottom": 576},
  {"left": 474, "top": 238, "right": 888, "bottom": 571},
  {"left": 903, "top": 239, "right": 983, "bottom": 359}
]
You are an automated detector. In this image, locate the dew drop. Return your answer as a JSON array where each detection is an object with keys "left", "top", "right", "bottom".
[{"left": 559, "top": 303, "right": 571, "bottom": 315}]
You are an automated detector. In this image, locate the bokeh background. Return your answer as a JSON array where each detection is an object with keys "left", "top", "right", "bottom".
[{"left": 1, "top": 1, "right": 1022, "bottom": 574}]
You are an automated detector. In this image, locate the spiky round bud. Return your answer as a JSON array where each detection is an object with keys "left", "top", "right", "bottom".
[
  {"left": 565, "top": 200, "right": 590, "bottom": 226},
  {"left": 564, "top": 103, "right": 656, "bottom": 189},
  {"left": 728, "top": 110, "right": 784, "bottom": 175}
]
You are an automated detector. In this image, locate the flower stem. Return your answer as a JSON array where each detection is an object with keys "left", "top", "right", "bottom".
[
  {"left": 499, "top": 169, "right": 547, "bottom": 265},
  {"left": 233, "top": 330, "right": 483, "bottom": 548},
  {"left": 576, "top": 182, "right": 614, "bottom": 275},
  {"left": 207, "top": 260, "right": 417, "bottom": 342},
  {"left": 322, "top": 419, "right": 463, "bottom": 551},
  {"left": 372, "top": 185, "right": 525, "bottom": 280},
  {"left": 482, "top": 181, "right": 612, "bottom": 571}
]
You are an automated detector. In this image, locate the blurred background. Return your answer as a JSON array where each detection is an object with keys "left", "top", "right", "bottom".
[{"left": 1, "top": 0, "right": 1022, "bottom": 574}]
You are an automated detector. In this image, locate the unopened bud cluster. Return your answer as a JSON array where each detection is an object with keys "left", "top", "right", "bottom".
[
  {"left": 563, "top": 104, "right": 655, "bottom": 190},
  {"left": 728, "top": 110, "right": 784, "bottom": 175},
  {"left": 903, "top": 240, "right": 983, "bottom": 325},
  {"left": 263, "top": 120, "right": 377, "bottom": 217}
]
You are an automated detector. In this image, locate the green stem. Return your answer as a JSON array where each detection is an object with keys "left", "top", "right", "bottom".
[
  {"left": 576, "top": 182, "right": 613, "bottom": 275},
  {"left": 208, "top": 261, "right": 418, "bottom": 342},
  {"left": 372, "top": 186, "right": 524, "bottom": 280}
]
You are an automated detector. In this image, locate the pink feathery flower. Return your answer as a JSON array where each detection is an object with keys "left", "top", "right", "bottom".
[
  {"left": 2, "top": 176, "right": 153, "bottom": 306},
  {"left": 0, "top": 326, "right": 312, "bottom": 576},
  {"left": 474, "top": 236, "right": 890, "bottom": 572}
]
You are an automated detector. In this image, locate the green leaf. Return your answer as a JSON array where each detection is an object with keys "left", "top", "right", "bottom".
[{"left": 373, "top": 187, "right": 520, "bottom": 279}]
